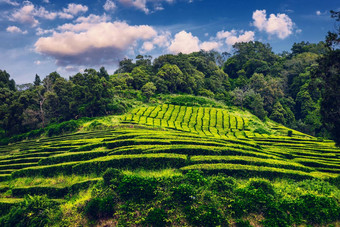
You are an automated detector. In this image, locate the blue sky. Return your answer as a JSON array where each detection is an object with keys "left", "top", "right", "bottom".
[{"left": 0, "top": 0, "right": 338, "bottom": 83}]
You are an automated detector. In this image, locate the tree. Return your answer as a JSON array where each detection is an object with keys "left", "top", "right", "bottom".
[
  {"left": 141, "top": 82, "right": 156, "bottom": 101},
  {"left": 156, "top": 64, "right": 184, "bottom": 93},
  {"left": 34, "top": 74, "right": 41, "bottom": 86},
  {"left": 325, "top": 10, "right": 340, "bottom": 49},
  {"left": 269, "top": 101, "right": 287, "bottom": 124}
]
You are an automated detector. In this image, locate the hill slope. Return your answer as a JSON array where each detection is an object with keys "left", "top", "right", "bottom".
[{"left": 0, "top": 103, "right": 339, "bottom": 226}]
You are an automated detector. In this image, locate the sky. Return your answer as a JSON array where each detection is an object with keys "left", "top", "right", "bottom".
[{"left": 0, "top": 0, "right": 339, "bottom": 84}]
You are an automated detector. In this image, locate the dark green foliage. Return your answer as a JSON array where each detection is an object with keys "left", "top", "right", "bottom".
[
  {"left": 164, "top": 94, "right": 221, "bottom": 107},
  {"left": 0, "top": 195, "right": 59, "bottom": 227},
  {"left": 209, "top": 175, "right": 236, "bottom": 192},
  {"left": 84, "top": 195, "right": 116, "bottom": 220},
  {"left": 288, "top": 130, "right": 293, "bottom": 136},
  {"left": 297, "top": 194, "right": 339, "bottom": 224},
  {"left": 102, "top": 168, "right": 123, "bottom": 186},
  {"left": 235, "top": 219, "right": 252, "bottom": 227},
  {"left": 144, "top": 208, "right": 168, "bottom": 227},
  {"left": 184, "top": 170, "right": 207, "bottom": 186},
  {"left": 185, "top": 204, "right": 225, "bottom": 227},
  {"left": 117, "top": 175, "right": 158, "bottom": 201},
  {"left": 171, "top": 183, "right": 196, "bottom": 205}
]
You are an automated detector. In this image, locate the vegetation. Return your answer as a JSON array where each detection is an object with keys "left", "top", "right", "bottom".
[{"left": 0, "top": 10, "right": 339, "bottom": 227}]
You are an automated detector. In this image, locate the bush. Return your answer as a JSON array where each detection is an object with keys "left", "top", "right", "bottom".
[
  {"left": 84, "top": 195, "right": 116, "bottom": 220},
  {"left": 297, "top": 194, "right": 339, "bottom": 224},
  {"left": 117, "top": 175, "right": 158, "bottom": 201},
  {"left": 209, "top": 175, "right": 236, "bottom": 192},
  {"left": 248, "top": 178, "right": 275, "bottom": 196},
  {"left": 288, "top": 130, "right": 293, "bottom": 136},
  {"left": 171, "top": 184, "right": 196, "bottom": 205},
  {"left": 0, "top": 195, "right": 59, "bottom": 227},
  {"left": 144, "top": 208, "right": 168, "bottom": 227},
  {"left": 184, "top": 170, "right": 207, "bottom": 186},
  {"left": 185, "top": 204, "right": 225, "bottom": 227},
  {"left": 102, "top": 168, "right": 123, "bottom": 186}
]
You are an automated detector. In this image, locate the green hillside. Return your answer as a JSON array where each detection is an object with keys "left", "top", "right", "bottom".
[{"left": 0, "top": 103, "right": 339, "bottom": 226}]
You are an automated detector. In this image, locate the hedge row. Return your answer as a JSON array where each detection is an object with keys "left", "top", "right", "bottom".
[
  {"left": 38, "top": 150, "right": 109, "bottom": 165},
  {"left": 190, "top": 155, "right": 313, "bottom": 172},
  {"left": 11, "top": 154, "right": 188, "bottom": 178},
  {"left": 180, "top": 163, "right": 315, "bottom": 180},
  {"left": 72, "top": 153, "right": 188, "bottom": 174},
  {"left": 0, "top": 163, "right": 37, "bottom": 170},
  {"left": 11, "top": 162, "right": 77, "bottom": 178},
  {"left": 11, "top": 178, "right": 100, "bottom": 198},
  {"left": 294, "top": 158, "right": 340, "bottom": 169},
  {"left": 0, "top": 157, "right": 42, "bottom": 165}
]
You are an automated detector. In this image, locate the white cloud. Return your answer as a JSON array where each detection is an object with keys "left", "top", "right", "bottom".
[
  {"left": 6, "top": 25, "right": 28, "bottom": 34},
  {"left": 42, "top": 0, "right": 49, "bottom": 3},
  {"left": 104, "top": 0, "right": 116, "bottom": 11},
  {"left": 63, "top": 3, "right": 88, "bottom": 15},
  {"left": 168, "top": 30, "right": 200, "bottom": 54},
  {"left": 118, "top": 0, "right": 174, "bottom": 14},
  {"left": 168, "top": 30, "right": 221, "bottom": 54},
  {"left": 58, "top": 3, "right": 88, "bottom": 19},
  {"left": 35, "top": 18, "right": 157, "bottom": 66},
  {"left": 1, "top": 0, "right": 19, "bottom": 6},
  {"left": 316, "top": 10, "right": 321, "bottom": 16},
  {"left": 142, "top": 31, "right": 171, "bottom": 52},
  {"left": 34, "top": 60, "right": 41, "bottom": 65},
  {"left": 10, "top": 1, "right": 58, "bottom": 27},
  {"left": 216, "top": 29, "right": 255, "bottom": 46},
  {"left": 10, "top": 2, "right": 39, "bottom": 27},
  {"left": 36, "top": 27, "right": 54, "bottom": 36},
  {"left": 252, "top": 9, "right": 294, "bottom": 39},
  {"left": 200, "top": 41, "right": 221, "bottom": 51}
]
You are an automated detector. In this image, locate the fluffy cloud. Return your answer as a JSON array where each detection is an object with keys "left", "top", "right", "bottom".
[
  {"left": 168, "top": 31, "right": 200, "bottom": 54},
  {"left": 2, "top": 0, "right": 19, "bottom": 6},
  {"left": 10, "top": 2, "right": 39, "bottom": 27},
  {"left": 142, "top": 31, "right": 171, "bottom": 52},
  {"left": 6, "top": 25, "right": 28, "bottom": 34},
  {"left": 10, "top": 1, "right": 60, "bottom": 26},
  {"left": 35, "top": 18, "right": 157, "bottom": 66},
  {"left": 104, "top": 0, "right": 117, "bottom": 11},
  {"left": 63, "top": 3, "right": 88, "bottom": 15},
  {"left": 59, "top": 3, "right": 88, "bottom": 19},
  {"left": 252, "top": 9, "right": 294, "bottom": 39},
  {"left": 118, "top": 0, "right": 174, "bottom": 14},
  {"left": 168, "top": 31, "right": 221, "bottom": 54},
  {"left": 216, "top": 30, "right": 255, "bottom": 46},
  {"left": 200, "top": 41, "right": 221, "bottom": 51}
]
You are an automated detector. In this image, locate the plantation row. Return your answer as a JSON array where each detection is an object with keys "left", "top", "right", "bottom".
[
  {"left": 122, "top": 104, "right": 258, "bottom": 138},
  {"left": 0, "top": 127, "right": 339, "bottom": 184}
]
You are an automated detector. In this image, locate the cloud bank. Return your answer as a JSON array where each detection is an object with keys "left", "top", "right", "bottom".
[{"left": 35, "top": 17, "right": 157, "bottom": 66}]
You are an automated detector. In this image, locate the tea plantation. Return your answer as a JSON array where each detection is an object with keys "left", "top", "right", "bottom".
[{"left": 0, "top": 104, "right": 339, "bottom": 226}]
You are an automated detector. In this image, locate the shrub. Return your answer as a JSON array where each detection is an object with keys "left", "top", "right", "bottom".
[
  {"left": 117, "top": 175, "right": 158, "bottom": 201},
  {"left": 297, "top": 194, "right": 339, "bottom": 224},
  {"left": 185, "top": 204, "right": 225, "bottom": 227},
  {"left": 102, "top": 168, "right": 123, "bottom": 186},
  {"left": 287, "top": 130, "right": 292, "bottom": 136},
  {"left": 248, "top": 178, "right": 275, "bottom": 196},
  {"left": 184, "top": 170, "right": 207, "bottom": 186},
  {"left": 84, "top": 195, "right": 116, "bottom": 220},
  {"left": 0, "top": 195, "right": 59, "bottom": 227},
  {"left": 171, "top": 184, "right": 196, "bottom": 205},
  {"left": 209, "top": 175, "right": 236, "bottom": 192},
  {"left": 144, "top": 208, "right": 168, "bottom": 227}
]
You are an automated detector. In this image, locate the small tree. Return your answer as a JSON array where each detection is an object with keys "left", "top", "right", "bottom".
[{"left": 142, "top": 82, "right": 157, "bottom": 101}]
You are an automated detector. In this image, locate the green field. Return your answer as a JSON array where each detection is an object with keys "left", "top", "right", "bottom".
[{"left": 0, "top": 104, "right": 339, "bottom": 226}]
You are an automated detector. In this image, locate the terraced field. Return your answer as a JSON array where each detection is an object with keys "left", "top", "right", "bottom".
[
  {"left": 0, "top": 104, "right": 339, "bottom": 209},
  {"left": 123, "top": 104, "right": 310, "bottom": 139}
]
